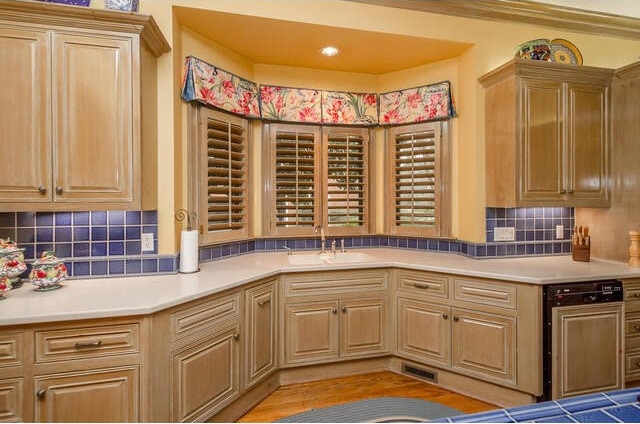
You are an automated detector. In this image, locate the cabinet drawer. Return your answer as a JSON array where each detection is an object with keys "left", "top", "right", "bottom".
[
  {"left": 284, "top": 270, "right": 387, "bottom": 298},
  {"left": 0, "top": 333, "right": 23, "bottom": 367},
  {"left": 453, "top": 278, "right": 517, "bottom": 309},
  {"left": 626, "top": 351, "right": 640, "bottom": 377},
  {"left": 35, "top": 324, "right": 139, "bottom": 363},
  {"left": 624, "top": 281, "right": 640, "bottom": 313},
  {"left": 397, "top": 270, "right": 449, "bottom": 298},
  {"left": 171, "top": 291, "right": 241, "bottom": 341},
  {"left": 626, "top": 315, "right": 640, "bottom": 337}
]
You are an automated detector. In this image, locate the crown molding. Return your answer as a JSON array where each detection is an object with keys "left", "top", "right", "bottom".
[{"left": 347, "top": 0, "right": 640, "bottom": 39}]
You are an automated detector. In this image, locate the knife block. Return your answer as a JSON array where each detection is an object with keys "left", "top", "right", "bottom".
[{"left": 572, "top": 244, "right": 590, "bottom": 262}]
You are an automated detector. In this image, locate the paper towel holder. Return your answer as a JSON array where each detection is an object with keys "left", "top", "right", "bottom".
[{"left": 176, "top": 209, "right": 200, "bottom": 274}]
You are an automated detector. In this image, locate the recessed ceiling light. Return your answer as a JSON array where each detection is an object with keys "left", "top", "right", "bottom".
[{"left": 320, "top": 46, "right": 339, "bottom": 57}]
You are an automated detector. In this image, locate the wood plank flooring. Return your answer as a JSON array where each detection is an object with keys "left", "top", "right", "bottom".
[{"left": 237, "top": 371, "right": 497, "bottom": 422}]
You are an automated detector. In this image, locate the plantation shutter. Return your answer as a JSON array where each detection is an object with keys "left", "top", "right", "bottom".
[
  {"left": 388, "top": 122, "right": 447, "bottom": 237},
  {"left": 199, "top": 109, "right": 248, "bottom": 243},
  {"left": 325, "top": 128, "right": 368, "bottom": 234},
  {"left": 271, "top": 124, "right": 321, "bottom": 235}
]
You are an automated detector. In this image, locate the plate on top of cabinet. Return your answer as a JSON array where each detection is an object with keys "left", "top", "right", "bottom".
[{"left": 550, "top": 39, "right": 583, "bottom": 65}]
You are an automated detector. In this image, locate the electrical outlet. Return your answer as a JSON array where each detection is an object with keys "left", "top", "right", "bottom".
[
  {"left": 494, "top": 227, "right": 515, "bottom": 242},
  {"left": 556, "top": 224, "right": 564, "bottom": 239},
  {"left": 141, "top": 233, "right": 154, "bottom": 252}
]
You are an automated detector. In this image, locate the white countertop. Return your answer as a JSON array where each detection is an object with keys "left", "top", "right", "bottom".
[{"left": 2, "top": 248, "right": 640, "bottom": 326}]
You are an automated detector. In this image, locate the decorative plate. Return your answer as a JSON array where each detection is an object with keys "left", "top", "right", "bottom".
[
  {"left": 550, "top": 39, "right": 583, "bottom": 65},
  {"left": 513, "top": 39, "right": 551, "bottom": 61}
]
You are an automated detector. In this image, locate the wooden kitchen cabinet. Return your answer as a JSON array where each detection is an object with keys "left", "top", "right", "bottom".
[
  {"left": 244, "top": 280, "right": 278, "bottom": 389},
  {"left": 623, "top": 279, "right": 640, "bottom": 383},
  {"left": 480, "top": 58, "right": 613, "bottom": 208},
  {"left": 0, "top": 1, "right": 170, "bottom": 211},
  {"left": 281, "top": 270, "right": 390, "bottom": 366},
  {"left": 397, "top": 297, "right": 451, "bottom": 366}
]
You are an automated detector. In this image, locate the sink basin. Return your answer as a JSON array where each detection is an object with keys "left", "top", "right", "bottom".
[{"left": 286, "top": 251, "right": 376, "bottom": 265}]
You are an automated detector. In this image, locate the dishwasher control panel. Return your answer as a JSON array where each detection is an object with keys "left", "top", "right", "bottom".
[{"left": 546, "top": 280, "right": 623, "bottom": 307}]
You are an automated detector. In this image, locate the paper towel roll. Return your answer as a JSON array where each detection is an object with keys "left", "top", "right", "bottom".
[{"left": 179, "top": 230, "right": 199, "bottom": 273}]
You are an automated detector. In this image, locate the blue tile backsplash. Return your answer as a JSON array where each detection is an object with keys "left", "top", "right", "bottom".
[{"left": 0, "top": 207, "right": 573, "bottom": 280}]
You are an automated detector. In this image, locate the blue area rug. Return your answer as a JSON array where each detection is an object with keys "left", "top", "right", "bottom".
[{"left": 276, "top": 396, "right": 461, "bottom": 422}]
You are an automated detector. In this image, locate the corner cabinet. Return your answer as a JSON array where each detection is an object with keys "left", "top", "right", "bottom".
[
  {"left": 480, "top": 59, "right": 613, "bottom": 208},
  {"left": 0, "top": 1, "right": 170, "bottom": 211}
]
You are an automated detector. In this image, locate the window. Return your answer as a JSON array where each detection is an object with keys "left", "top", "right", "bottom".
[
  {"left": 195, "top": 107, "right": 250, "bottom": 244},
  {"left": 265, "top": 123, "right": 370, "bottom": 237},
  {"left": 386, "top": 121, "right": 451, "bottom": 237}
]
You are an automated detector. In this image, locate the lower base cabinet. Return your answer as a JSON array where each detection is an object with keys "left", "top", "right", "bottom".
[{"left": 35, "top": 367, "right": 139, "bottom": 422}]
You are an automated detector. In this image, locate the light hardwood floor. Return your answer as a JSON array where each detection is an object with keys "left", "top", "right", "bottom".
[{"left": 237, "top": 371, "right": 497, "bottom": 422}]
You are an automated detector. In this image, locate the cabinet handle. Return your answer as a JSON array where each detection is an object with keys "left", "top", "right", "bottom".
[
  {"left": 634, "top": 325, "right": 640, "bottom": 332},
  {"left": 332, "top": 308, "right": 337, "bottom": 314},
  {"left": 258, "top": 299, "right": 271, "bottom": 307},
  {"left": 233, "top": 333, "right": 239, "bottom": 340},
  {"left": 633, "top": 293, "right": 640, "bottom": 298},
  {"left": 567, "top": 189, "right": 575, "bottom": 195},
  {"left": 453, "top": 316, "right": 459, "bottom": 322},
  {"left": 55, "top": 186, "right": 63, "bottom": 195},
  {"left": 38, "top": 186, "right": 47, "bottom": 195},
  {"left": 36, "top": 389, "right": 46, "bottom": 399},
  {"left": 342, "top": 307, "right": 347, "bottom": 313},
  {"left": 560, "top": 189, "right": 566, "bottom": 195},
  {"left": 414, "top": 283, "right": 429, "bottom": 289},
  {"left": 442, "top": 314, "right": 449, "bottom": 320},
  {"left": 75, "top": 340, "right": 102, "bottom": 349}
]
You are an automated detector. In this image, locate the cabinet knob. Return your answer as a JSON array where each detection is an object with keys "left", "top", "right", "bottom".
[
  {"left": 342, "top": 307, "right": 347, "bottom": 313},
  {"left": 258, "top": 298, "right": 271, "bottom": 307},
  {"left": 637, "top": 361, "right": 640, "bottom": 369},
  {"left": 55, "top": 186, "right": 63, "bottom": 195},
  {"left": 633, "top": 293, "right": 640, "bottom": 298},
  {"left": 36, "top": 389, "right": 47, "bottom": 399},
  {"left": 442, "top": 314, "right": 449, "bottom": 320},
  {"left": 567, "top": 189, "right": 575, "bottom": 195},
  {"left": 453, "top": 316, "right": 459, "bottom": 322},
  {"left": 332, "top": 308, "right": 338, "bottom": 314},
  {"left": 233, "top": 333, "right": 239, "bottom": 340},
  {"left": 560, "top": 189, "right": 566, "bottom": 195},
  {"left": 634, "top": 325, "right": 640, "bottom": 332},
  {"left": 38, "top": 186, "right": 47, "bottom": 195}
]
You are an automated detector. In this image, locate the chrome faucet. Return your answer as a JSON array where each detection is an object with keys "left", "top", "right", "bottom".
[
  {"left": 331, "top": 239, "right": 336, "bottom": 255},
  {"left": 314, "top": 225, "right": 326, "bottom": 254}
]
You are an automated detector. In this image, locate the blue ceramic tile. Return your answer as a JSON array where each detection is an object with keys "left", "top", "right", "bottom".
[
  {"left": 54, "top": 212, "right": 72, "bottom": 226},
  {"left": 73, "top": 261, "right": 90, "bottom": 276},
  {"left": 55, "top": 227, "right": 73, "bottom": 242},
  {"left": 91, "top": 227, "right": 107, "bottom": 241},
  {"left": 109, "top": 242, "right": 125, "bottom": 255},
  {"left": 255, "top": 239, "right": 266, "bottom": 250},
  {"left": 486, "top": 208, "right": 496, "bottom": 219},
  {"left": 507, "top": 402, "right": 565, "bottom": 421},
  {"left": 199, "top": 248, "right": 211, "bottom": 261},
  {"left": 74, "top": 227, "right": 90, "bottom": 242},
  {"left": 73, "top": 242, "right": 90, "bottom": 257},
  {"left": 605, "top": 404, "right": 640, "bottom": 422},
  {"left": 36, "top": 228, "right": 53, "bottom": 243},
  {"left": 211, "top": 247, "right": 222, "bottom": 259},
  {"left": 398, "top": 238, "right": 408, "bottom": 248},
  {"left": 557, "top": 393, "right": 614, "bottom": 413},
  {"left": 570, "top": 409, "right": 618, "bottom": 422},
  {"left": 221, "top": 245, "right": 231, "bottom": 257},
  {"left": 141, "top": 226, "right": 157, "bottom": 238},
  {"left": 109, "top": 226, "right": 125, "bottom": 240},
  {"left": 126, "top": 259, "right": 141, "bottom": 274},
  {"left": 35, "top": 212, "right": 53, "bottom": 226},
  {"left": 16, "top": 228, "right": 35, "bottom": 244},
  {"left": 534, "top": 415, "right": 576, "bottom": 423},
  {"left": 230, "top": 243, "right": 239, "bottom": 255},
  {"left": 476, "top": 245, "right": 487, "bottom": 257},
  {"left": 605, "top": 387, "right": 640, "bottom": 404},
  {"left": 496, "top": 245, "right": 506, "bottom": 256},
  {"left": 428, "top": 240, "right": 438, "bottom": 250},
  {"left": 73, "top": 211, "right": 90, "bottom": 225},
  {"left": 439, "top": 240, "right": 450, "bottom": 251},
  {"left": 496, "top": 208, "right": 506, "bottom": 219},
  {"left": 450, "top": 409, "right": 513, "bottom": 422},
  {"left": 0, "top": 213, "right": 14, "bottom": 227},
  {"left": 516, "top": 244, "right": 526, "bottom": 255},
  {"left": 91, "top": 242, "right": 107, "bottom": 257},
  {"left": 125, "top": 226, "right": 141, "bottom": 240},
  {"left": 125, "top": 211, "right": 141, "bottom": 225},
  {"left": 91, "top": 211, "right": 107, "bottom": 225},
  {"left": 142, "top": 258, "right": 158, "bottom": 273},
  {"left": 506, "top": 208, "right": 516, "bottom": 219},
  {"left": 158, "top": 257, "right": 174, "bottom": 272},
  {"left": 450, "top": 241, "right": 460, "bottom": 253},
  {"left": 22, "top": 244, "right": 35, "bottom": 260},
  {"left": 486, "top": 245, "right": 497, "bottom": 257},
  {"left": 55, "top": 243, "right": 72, "bottom": 258},
  {"left": 109, "top": 260, "right": 125, "bottom": 275},
  {"left": 142, "top": 210, "right": 157, "bottom": 225},
  {"left": 247, "top": 240, "right": 255, "bottom": 251},
  {"left": 108, "top": 211, "right": 125, "bottom": 225},
  {"left": 0, "top": 228, "right": 15, "bottom": 240},
  {"left": 460, "top": 243, "right": 468, "bottom": 255},
  {"left": 91, "top": 261, "right": 107, "bottom": 275}
]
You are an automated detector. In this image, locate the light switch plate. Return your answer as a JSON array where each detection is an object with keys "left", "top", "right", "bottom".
[
  {"left": 556, "top": 225, "right": 564, "bottom": 239},
  {"left": 141, "top": 233, "right": 154, "bottom": 252},
  {"left": 494, "top": 227, "right": 515, "bottom": 242}
]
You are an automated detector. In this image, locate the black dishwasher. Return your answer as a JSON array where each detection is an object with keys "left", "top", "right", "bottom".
[{"left": 542, "top": 280, "right": 624, "bottom": 401}]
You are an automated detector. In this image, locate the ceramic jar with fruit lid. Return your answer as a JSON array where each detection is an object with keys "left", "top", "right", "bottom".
[
  {"left": 30, "top": 251, "right": 68, "bottom": 292},
  {"left": 0, "top": 238, "right": 27, "bottom": 289},
  {"left": 0, "top": 276, "right": 11, "bottom": 300}
]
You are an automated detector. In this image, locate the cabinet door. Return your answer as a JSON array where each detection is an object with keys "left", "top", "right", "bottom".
[
  {"left": 244, "top": 280, "right": 277, "bottom": 388},
  {"left": 0, "top": 26, "right": 51, "bottom": 203},
  {"left": 340, "top": 298, "right": 389, "bottom": 357},
  {"left": 451, "top": 308, "right": 516, "bottom": 385},
  {"left": 397, "top": 298, "right": 450, "bottom": 366},
  {"left": 566, "top": 83, "right": 609, "bottom": 206},
  {"left": 171, "top": 324, "right": 241, "bottom": 422},
  {"left": 34, "top": 366, "right": 139, "bottom": 422},
  {"left": 519, "top": 78, "right": 564, "bottom": 203},
  {"left": 552, "top": 303, "right": 623, "bottom": 399},
  {"left": 284, "top": 301, "right": 339, "bottom": 365},
  {"left": 0, "top": 378, "right": 23, "bottom": 422},
  {"left": 52, "top": 32, "right": 134, "bottom": 203}
]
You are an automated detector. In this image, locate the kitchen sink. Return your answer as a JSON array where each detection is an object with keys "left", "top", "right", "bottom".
[{"left": 286, "top": 251, "right": 376, "bottom": 265}]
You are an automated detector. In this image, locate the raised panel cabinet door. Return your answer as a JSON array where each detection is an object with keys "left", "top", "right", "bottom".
[
  {"left": 518, "top": 77, "right": 564, "bottom": 203},
  {"left": 552, "top": 303, "right": 623, "bottom": 399},
  {"left": 284, "top": 301, "right": 339, "bottom": 365},
  {"left": 0, "top": 378, "right": 23, "bottom": 422},
  {"left": 171, "top": 325, "right": 241, "bottom": 422},
  {"left": 340, "top": 297, "right": 389, "bottom": 357},
  {"left": 34, "top": 366, "right": 139, "bottom": 422},
  {"left": 567, "top": 83, "right": 609, "bottom": 206},
  {"left": 0, "top": 26, "right": 51, "bottom": 203},
  {"left": 397, "top": 298, "right": 450, "bottom": 366},
  {"left": 244, "top": 280, "right": 278, "bottom": 389},
  {"left": 52, "top": 32, "right": 134, "bottom": 203},
  {"left": 451, "top": 308, "right": 516, "bottom": 385}
]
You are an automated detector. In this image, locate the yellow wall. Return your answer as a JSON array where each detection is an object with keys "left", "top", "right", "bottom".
[{"left": 138, "top": 0, "right": 640, "bottom": 253}]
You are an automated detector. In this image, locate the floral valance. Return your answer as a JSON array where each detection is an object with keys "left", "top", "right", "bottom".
[
  {"left": 181, "top": 56, "right": 455, "bottom": 126},
  {"left": 379, "top": 81, "right": 455, "bottom": 125},
  {"left": 181, "top": 56, "right": 260, "bottom": 118}
]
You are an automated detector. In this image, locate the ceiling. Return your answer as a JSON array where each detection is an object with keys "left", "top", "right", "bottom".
[{"left": 173, "top": 6, "right": 473, "bottom": 75}]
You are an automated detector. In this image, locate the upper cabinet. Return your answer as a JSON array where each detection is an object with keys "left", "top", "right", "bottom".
[
  {"left": 480, "top": 59, "right": 613, "bottom": 208},
  {"left": 0, "top": 1, "right": 170, "bottom": 211}
]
